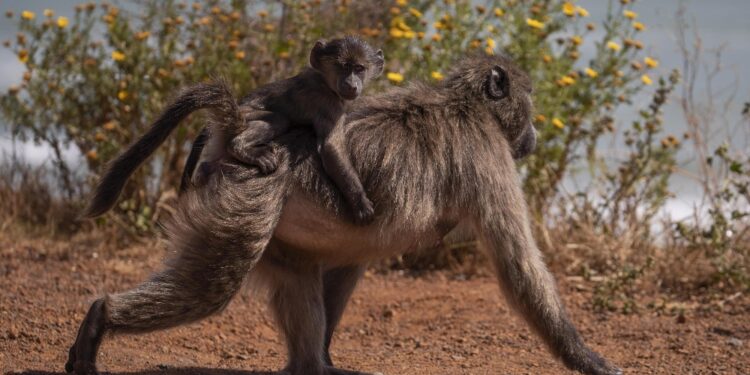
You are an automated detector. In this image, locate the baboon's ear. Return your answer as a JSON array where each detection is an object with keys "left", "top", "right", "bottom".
[
  {"left": 310, "top": 40, "right": 327, "bottom": 71},
  {"left": 371, "top": 50, "right": 385, "bottom": 78},
  {"left": 486, "top": 65, "right": 510, "bottom": 100}
]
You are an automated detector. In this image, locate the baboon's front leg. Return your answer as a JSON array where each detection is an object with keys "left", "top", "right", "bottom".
[
  {"left": 477, "top": 156, "right": 621, "bottom": 375},
  {"left": 322, "top": 265, "right": 366, "bottom": 366}
]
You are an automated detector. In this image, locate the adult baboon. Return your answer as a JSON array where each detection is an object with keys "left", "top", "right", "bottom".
[{"left": 67, "top": 54, "right": 621, "bottom": 375}]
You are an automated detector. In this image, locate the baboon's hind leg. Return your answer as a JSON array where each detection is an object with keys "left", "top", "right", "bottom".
[
  {"left": 322, "top": 265, "right": 366, "bottom": 366},
  {"left": 263, "top": 251, "right": 372, "bottom": 375}
]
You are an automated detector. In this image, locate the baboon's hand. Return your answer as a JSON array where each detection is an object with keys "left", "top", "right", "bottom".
[
  {"left": 234, "top": 144, "right": 279, "bottom": 175},
  {"left": 351, "top": 194, "right": 375, "bottom": 225},
  {"left": 562, "top": 344, "right": 622, "bottom": 375}
]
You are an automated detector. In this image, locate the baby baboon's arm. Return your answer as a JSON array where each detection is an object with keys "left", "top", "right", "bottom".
[
  {"left": 227, "top": 111, "right": 291, "bottom": 175},
  {"left": 314, "top": 115, "right": 374, "bottom": 224}
]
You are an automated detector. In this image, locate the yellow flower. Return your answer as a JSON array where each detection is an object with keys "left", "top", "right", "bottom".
[
  {"left": 94, "top": 132, "right": 106, "bottom": 142},
  {"left": 111, "top": 50, "right": 125, "bottom": 61},
  {"left": 570, "top": 35, "right": 582, "bottom": 46},
  {"left": 235, "top": 51, "right": 246, "bottom": 60},
  {"left": 43, "top": 9, "right": 54, "bottom": 17},
  {"left": 557, "top": 75, "right": 576, "bottom": 86},
  {"left": 562, "top": 2, "right": 575, "bottom": 17},
  {"left": 526, "top": 18, "right": 545, "bottom": 29},
  {"left": 552, "top": 118, "right": 565, "bottom": 129},
  {"left": 279, "top": 51, "right": 290, "bottom": 59},
  {"left": 86, "top": 149, "right": 98, "bottom": 161},
  {"left": 633, "top": 21, "right": 645, "bottom": 31},
  {"left": 431, "top": 34, "right": 442, "bottom": 42},
  {"left": 623, "top": 10, "right": 637, "bottom": 19},
  {"left": 103, "top": 121, "right": 117, "bottom": 131},
  {"left": 117, "top": 91, "right": 128, "bottom": 101},
  {"left": 431, "top": 71, "right": 444, "bottom": 81},
  {"left": 644, "top": 57, "right": 659, "bottom": 68},
  {"left": 408, "top": 8, "right": 422, "bottom": 18},
  {"left": 535, "top": 114, "right": 546, "bottom": 123},
  {"left": 486, "top": 38, "right": 496, "bottom": 49},
  {"left": 198, "top": 16, "right": 211, "bottom": 26},
  {"left": 21, "top": 10, "right": 35, "bottom": 20},
  {"left": 641, "top": 74, "right": 653, "bottom": 85},
  {"left": 494, "top": 8, "right": 504, "bottom": 17},
  {"left": 485, "top": 46, "right": 494, "bottom": 55},
  {"left": 257, "top": 10, "right": 269, "bottom": 18},
  {"left": 390, "top": 7, "right": 401, "bottom": 15},
  {"left": 387, "top": 72, "right": 404, "bottom": 83},
  {"left": 433, "top": 21, "right": 445, "bottom": 30},
  {"left": 396, "top": 0, "right": 407, "bottom": 5},
  {"left": 585, "top": 68, "right": 598, "bottom": 78},
  {"left": 263, "top": 23, "right": 274, "bottom": 32},
  {"left": 606, "top": 41, "right": 621, "bottom": 51},
  {"left": 469, "top": 39, "right": 481, "bottom": 49},
  {"left": 135, "top": 31, "right": 150, "bottom": 41},
  {"left": 576, "top": 6, "right": 589, "bottom": 17},
  {"left": 390, "top": 28, "right": 404, "bottom": 38},
  {"left": 18, "top": 49, "right": 29, "bottom": 63},
  {"left": 56, "top": 16, "right": 69, "bottom": 28},
  {"left": 403, "top": 30, "right": 416, "bottom": 38},
  {"left": 211, "top": 6, "right": 221, "bottom": 15}
]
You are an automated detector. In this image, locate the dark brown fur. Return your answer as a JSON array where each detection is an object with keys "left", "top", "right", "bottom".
[
  {"left": 67, "top": 54, "right": 620, "bottom": 375},
  {"left": 200, "top": 36, "right": 384, "bottom": 224}
]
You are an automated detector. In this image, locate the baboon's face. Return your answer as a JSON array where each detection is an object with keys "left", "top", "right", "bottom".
[
  {"left": 311, "top": 37, "right": 384, "bottom": 101},
  {"left": 483, "top": 63, "right": 537, "bottom": 160},
  {"left": 447, "top": 55, "right": 537, "bottom": 160}
]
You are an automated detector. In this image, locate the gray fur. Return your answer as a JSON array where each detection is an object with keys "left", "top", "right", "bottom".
[{"left": 67, "top": 54, "right": 620, "bottom": 375}]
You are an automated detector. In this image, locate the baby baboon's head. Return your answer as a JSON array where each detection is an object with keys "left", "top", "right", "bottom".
[{"left": 310, "top": 36, "right": 385, "bottom": 101}]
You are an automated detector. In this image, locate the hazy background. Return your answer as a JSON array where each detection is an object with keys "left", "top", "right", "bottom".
[{"left": 1, "top": 0, "right": 748, "bottom": 219}]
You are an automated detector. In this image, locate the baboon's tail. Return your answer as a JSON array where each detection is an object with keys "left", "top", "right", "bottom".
[{"left": 84, "top": 81, "right": 241, "bottom": 218}]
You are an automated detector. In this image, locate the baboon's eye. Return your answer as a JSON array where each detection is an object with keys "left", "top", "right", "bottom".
[{"left": 353, "top": 64, "right": 366, "bottom": 74}]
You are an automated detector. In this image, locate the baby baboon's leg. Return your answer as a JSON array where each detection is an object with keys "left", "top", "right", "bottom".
[
  {"left": 228, "top": 112, "right": 291, "bottom": 175},
  {"left": 322, "top": 265, "right": 365, "bottom": 366}
]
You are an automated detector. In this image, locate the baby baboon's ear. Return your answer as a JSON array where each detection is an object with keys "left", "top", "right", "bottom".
[
  {"left": 371, "top": 50, "right": 385, "bottom": 78},
  {"left": 310, "top": 40, "right": 327, "bottom": 71},
  {"left": 486, "top": 65, "right": 510, "bottom": 100}
]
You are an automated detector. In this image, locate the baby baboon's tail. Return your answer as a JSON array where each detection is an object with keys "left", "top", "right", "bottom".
[{"left": 84, "top": 81, "right": 241, "bottom": 218}]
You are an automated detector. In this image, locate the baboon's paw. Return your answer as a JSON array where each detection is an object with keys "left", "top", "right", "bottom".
[
  {"left": 243, "top": 145, "right": 279, "bottom": 175},
  {"left": 71, "top": 361, "right": 99, "bottom": 375},
  {"left": 64, "top": 345, "right": 76, "bottom": 373},
  {"left": 325, "top": 366, "right": 376, "bottom": 375},
  {"left": 351, "top": 195, "right": 375, "bottom": 225},
  {"left": 562, "top": 346, "right": 621, "bottom": 375}
]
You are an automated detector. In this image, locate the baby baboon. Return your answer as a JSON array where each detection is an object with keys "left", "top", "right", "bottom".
[
  {"left": 68, "top": 54, "right": 620, "bottom": 375},
  {"left": 202, "top": 36, "right": 384, "bottom": 223},
  {"left": 83, "top": 36, "right": 383, "bottom": 224}
]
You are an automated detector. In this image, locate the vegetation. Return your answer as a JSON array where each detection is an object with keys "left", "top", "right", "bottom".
[{"left": 1, "top": 0, "right": 748, "bottom": 307}]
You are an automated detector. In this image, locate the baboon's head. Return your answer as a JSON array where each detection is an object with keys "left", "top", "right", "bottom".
[
  {"left": 310, "top": 36, "right": 385, "bottom": 101},
  {"left": 444, "top": 54, "right": 537, "bottom": 159}
]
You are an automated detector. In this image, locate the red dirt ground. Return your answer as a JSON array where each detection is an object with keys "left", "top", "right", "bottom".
[{"left": 1, "top": 235, "right": 748, "bottom": 374}]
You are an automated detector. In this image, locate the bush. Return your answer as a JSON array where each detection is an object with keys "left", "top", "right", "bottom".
[{"left": 2, "top": 1, "right": 746, "bottom": 294}]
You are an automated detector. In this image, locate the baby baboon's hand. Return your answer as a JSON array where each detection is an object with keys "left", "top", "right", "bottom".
[
  {"left": 234, "top": 144, "right": 279, "bottom": 175},
  {"left": 351, "top": 194, "right": 375, "bottom": 225}
]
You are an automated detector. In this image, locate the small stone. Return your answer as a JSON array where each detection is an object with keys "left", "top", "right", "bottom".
[{"left": 727, "top": 337, "right": 743, "bottom": 347}]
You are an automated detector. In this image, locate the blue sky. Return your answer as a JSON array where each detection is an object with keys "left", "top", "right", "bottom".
[{"left": 1, "top": 0, "right": 748, "bottom": 218}]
